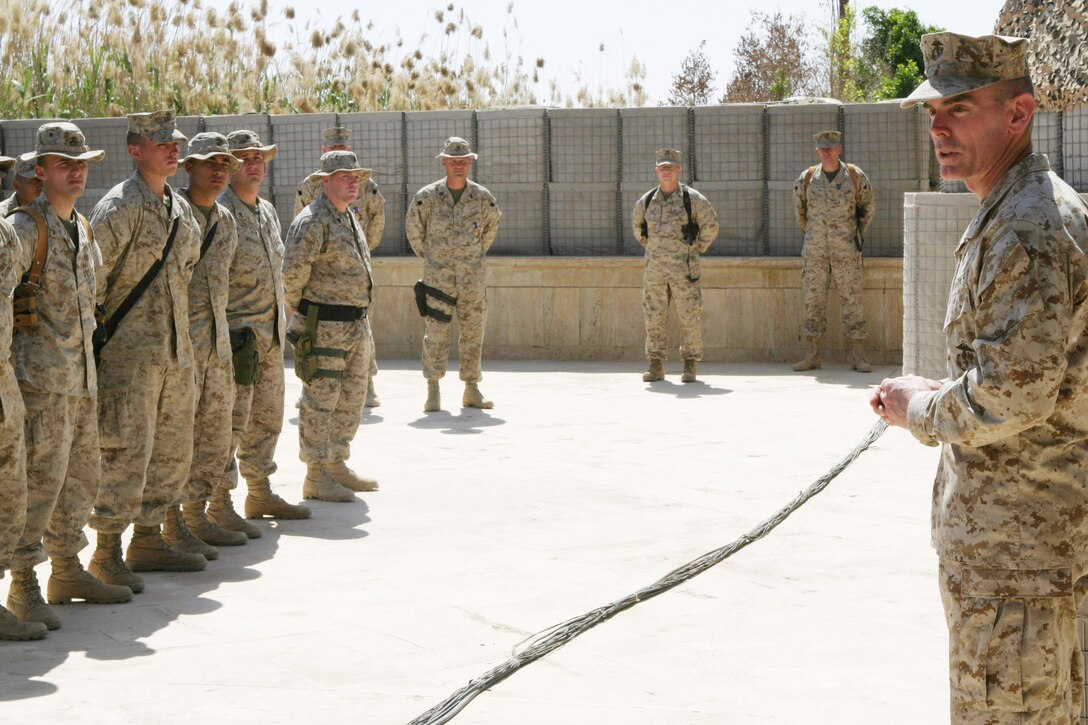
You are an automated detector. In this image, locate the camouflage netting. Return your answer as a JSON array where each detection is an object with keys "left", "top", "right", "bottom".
[{"left": 994, "top": 0, "right": 1088, "bottom": 111}]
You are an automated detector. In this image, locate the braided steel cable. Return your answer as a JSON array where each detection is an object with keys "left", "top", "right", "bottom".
[{"left": 409, "top": 418, "right": 890, "bottom": 725}]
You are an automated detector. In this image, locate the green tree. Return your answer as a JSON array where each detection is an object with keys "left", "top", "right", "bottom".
[{"left": 858, "top": 7, "right": 942, "bottom": 100}]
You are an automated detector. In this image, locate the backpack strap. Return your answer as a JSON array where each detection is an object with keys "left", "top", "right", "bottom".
[
  {"left": 639, "top": 187, "right": 658, "bottom": 238},
  {"left": 681, "top": 185, "right": 693, "bottom": 227},
  {"left": 845, "top": 163, "right": 861, "bottom": 206},
  {"left": 8, "top": 206, "right": 48, "bottom": 290},
  {"left": 802, "top": 165, "right": 818, "bottom": 197}
]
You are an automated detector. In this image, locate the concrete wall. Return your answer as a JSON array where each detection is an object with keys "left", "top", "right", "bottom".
[{"left": 368, "top": 256, "right": 903, "bottom": 364}]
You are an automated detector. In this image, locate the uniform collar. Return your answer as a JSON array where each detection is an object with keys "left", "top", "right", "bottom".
[{"left": 962, "top": 153, "right": 1050, "bottom": 243}]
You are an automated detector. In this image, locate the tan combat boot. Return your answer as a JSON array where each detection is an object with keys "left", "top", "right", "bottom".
[
  {"left": 47, "top": 556, "right": 132, "bottom": 605},
  {"left": 424, "top": 380, "right": 441, "bottom": 412},
  {"left": 245, "top": 478, "right": 312, "bottom": 519},
  {"left": 89, "top": 531, "right": 144, "bottom": 593},
  {"left": 642, "top": 358, "right": 665, "bottom": 382},
  {"left": 365, "top": 379, "right": 380, "bottom": 408},
  {"left": 462, "top": 382, "right": 493, "bottom": 409},
  {"left": 302, "top": 464, "right": 356, "bottom": 503},
  {"left": 208, "top": 486, "right": 262, "bottom": 538},
  {"left": 0, "top": 604, "right": 47, "bottom": 641},
  {"left": 326, "top": 461, "right": 379, "bottom": 492},
  {"left": 7, "top": 568, "right": 60, "bottom": 630},
  {"left": 850, "top": 344, "right": 872, "bottom": 373},
  {"left": 792, "top": 337, "right": 822, "bottom": 371},
  {"left": 681, "top": 359, "right": 698, "bottom": 383},
  {"left": 163, "top": 505, "right": 218, "bottom": 560},
  {"left": 126, "top": 524, "right": 207, "bottom": 573},
  {"left": 183, "top": 500, "right": 247, "bottom": 547}
]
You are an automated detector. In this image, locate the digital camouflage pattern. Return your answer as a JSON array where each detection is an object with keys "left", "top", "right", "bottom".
[
  {"left": 902, "top": 32, "right": 1030, "bottom": 107},
  {"left": 406, "top": 179, "right": 500, "bottom": 382},
  {"left": 906, "top": 153, "right": 1088, "bottom": 721},
  {"left": 219, "top": 186, "right": 286, "bottom": 489},
  {"left": 906, "top": 154, "right": 1088, "bottom": 570},
  {"left": 0, "top": 218, "right": 28, "bottom": 573},
  {"left": 8, "top": 197, "right": 101, "bottom": 569},
  {"left": 183, "top": 193, "right": 237, "bottom": 503},
  {"left": 126, "top": 110, "right": 187, "bottom": 144},
  {"left": 632, "top": 185, "right": 720, "bottom": 361},
  {"left": 0, "top": 193, "right": 19, "bottom": 219},
  {"left": 89, "top": 173, "right": 200, "bottom": 532},
  {"left": 793, "top": 163, "right": 874, "bottom": 340},
  {"left": 283, "top": 195, "right": 373, "bottom": 463},
  {"left": 294, "top": 176, "right": 386, "bottom": 251}
]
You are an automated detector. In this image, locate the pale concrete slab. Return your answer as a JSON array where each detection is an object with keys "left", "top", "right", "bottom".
[{"left": 0, "top": 361, "right": 948, "bottom": 724}]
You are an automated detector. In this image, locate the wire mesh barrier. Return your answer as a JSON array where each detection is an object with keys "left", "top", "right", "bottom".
[
  {"left": 407, "top": 419, "right": 890, "bottom": 725},
  {"left": 1, "top": 104, "right": 1083, "bottom": 253}
]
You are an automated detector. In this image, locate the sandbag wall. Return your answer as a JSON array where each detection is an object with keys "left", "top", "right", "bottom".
[{"left": 1, "top": 103, "right": 1082, "bottom": 259}]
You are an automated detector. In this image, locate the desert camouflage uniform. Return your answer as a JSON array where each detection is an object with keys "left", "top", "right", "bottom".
[
  {"left": 182, "top": 193, "right": 238, "bottom": 504},
  {"left": 283, "top": 195, "right": 373, "bottom": 464},
  {"left": 406, "top": 179, "right": 500, "bottom": 382},
  {"left": 7, "top": 198, "right": 100, "bottom": 570},
  {"left": 906, "top": 154, "right": 1088, "bottom": 722},
  {"left": 89, "top": 172, "right": 201, "bottom": 533},
  {"left": 219, "top": 186, "right": 286, "bottom": 487},
  {"left": 0, "top": 218, "right": 28, "bottom": 575},
  {"left": 632, "top": 186, "right": 720, "bottom": 361},
  {"left": 296, "top": 174, "right": 384, "bottom": 381},
  {"left": 793, "top": 163, "right": 874, "bottom": 340}
]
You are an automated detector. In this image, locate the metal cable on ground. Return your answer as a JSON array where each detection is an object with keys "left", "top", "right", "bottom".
[{"left": 409, "top": 418, "right": 890, "bottom": 725}]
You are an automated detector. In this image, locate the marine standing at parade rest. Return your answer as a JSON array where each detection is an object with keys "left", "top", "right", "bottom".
[
  {"left": 632, "top": 148, "right": 720, "bottom": 383},
  {"left": 283, "top": 151, "right": 379, "bottom": 503},
  {"left": 294, "top": 127, "right": 385, "bottom": 408},
  {"left": 792, "top": 130, "right": 875, "bottom": 373},
  {"left": 163, "top": 132, "right": 248, "bottom": 559},
  {"left": 874, "top": 32, "right": 1088, "bottom": 723},
  {"left": 215, "top": 130, "right": 310, "bottom": 530},
  {"left": 406, "top": 137, "right": 501, "bottom": 413},
  {"left": 88, "top": 110, "right": 205, "bottom": 591},
  {"left": 6, "top": 123, "right": 132, "bottom": 632}
]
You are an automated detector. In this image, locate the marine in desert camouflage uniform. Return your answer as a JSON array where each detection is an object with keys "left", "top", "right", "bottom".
[
  {"left": 294, "top": 126, "right": 385, "bottom": 408},
  {"left": 406, "top": 137, "right": 501, "bottom": 413},
  {"left": 6, "top": 123, "right": 131, "bottom": 631},
  {"left": 216, "top": 130, "right": 310, "bottom": 531},
  {"left": 792, "top": 130, "right": 875, "bottom": 373},
  {"left": 632, "top": 148, "right": 719, "bottom": 384},
  {"left": 283, "top": 151, "right": 379, "bottom": 503},
  {"left": 0, "top": 157, "right": 42, "bottom": 219},
  {"left": 875, "top": 32, "right": 1088, "bottom": 724},
  {"left": 88, "top": 110, "right": 205, "bottom": 591}
]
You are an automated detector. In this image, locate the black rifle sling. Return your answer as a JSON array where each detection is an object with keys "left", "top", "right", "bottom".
[
  {"left": 104, "top": 215, "right": 182, "bottom": 335},
  {"left": 197, "top": 221, "right": 219, "bottom": 262},
  {"left": 640, "top": 185, "right": 693, "bottom": 237}
]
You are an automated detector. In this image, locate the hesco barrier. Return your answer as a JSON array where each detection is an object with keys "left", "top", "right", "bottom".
[{"left": 2, "top": 102, "right": 1082, "bottom": 258}]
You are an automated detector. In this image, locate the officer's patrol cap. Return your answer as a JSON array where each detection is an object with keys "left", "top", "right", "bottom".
[
  {"left": 12, "top": 157, "right": 37, "bottom": 178},
  {"left": 655, "top": 148, "right": 682, "bottom": 167},
  {"left": 308, "top": 150, "right": 373, "bottom": 182},
  {"left": 322, "top": 127, "right": 352, "bottom": 146},
  {"left": 181, "top": 132, "right": 241, "bottom": 172},
  {"left": 127, "top": 109, "right": 187, "bottom": 144},
  {"left": 436, "top": 136, "right": 478, "bottom": 160},
  {"left": 901, "top": 33, "right": 1030, "bottom": 108},
  {"left": 813, "top": 130, "right": 841, "bottom": 148},
  {"left": 0, "top": 155, "right": 15, "bottom": 176},
  {"left": 22, "top": 122, "right": 105, "bottom": 163},
  {"left": 226, "top": 129, "right": 277, "bottom": 161}
]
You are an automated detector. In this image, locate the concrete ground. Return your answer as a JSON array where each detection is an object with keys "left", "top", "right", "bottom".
[{"left": 0, "top": 360, "right": 949, "bottom": 724}]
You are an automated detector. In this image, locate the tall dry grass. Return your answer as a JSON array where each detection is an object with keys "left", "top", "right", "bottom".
[{"left": 0, "top": 0, "right": 647, "bottom": 118}]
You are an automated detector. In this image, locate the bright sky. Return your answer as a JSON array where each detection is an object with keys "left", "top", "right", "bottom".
[{"left": 242, "top": 0, "right": 1008, "bottom": 105}]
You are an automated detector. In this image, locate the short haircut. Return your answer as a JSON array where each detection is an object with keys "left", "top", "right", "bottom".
[
  {"left": 126, "top": 131, "right": 145, "bottom": 147},
  {"left": 998, "top": 76, "right": 1035, "bottom": 101}
]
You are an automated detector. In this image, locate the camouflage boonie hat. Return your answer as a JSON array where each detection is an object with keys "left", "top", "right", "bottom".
[
  {"left": 21, "top": 122, "right": 105, "bottom": 163},
  {"left": 814, "top": 130, "right": 841, "bottom": 148},
  {"left": 226, "top": 129, "right": 277, "bottom": 161},
  {"left": 0, "top": 155, "right": 15, "bottom": 175},
  {"left": 655, "top": 148, "right": 682, "bottom": 166},
  {"left": 436, "top": 136, "right": 478, "bottom": 160},
  {"left": 901, "top": 33, "right": 1030, "bottom": 108},
  {"left": 308, "top": 150, "right": 373, "bottom": 182},
  {"left": 322, "top": 127, "right": 352, "bottom": 145},
  {"left": 12, "top": 157, "right": 36, "bottom": 178},
  {"left": 180, "top": 132, "right": 241, "bottom": 171},
  {"left": 127, "top": 109, "right": 187, "bottom": 144}
]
